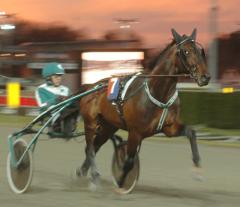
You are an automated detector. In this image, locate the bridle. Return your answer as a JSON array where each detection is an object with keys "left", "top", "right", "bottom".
[{"left": 176, "top": 38, "right": 205, "bottom": 80}]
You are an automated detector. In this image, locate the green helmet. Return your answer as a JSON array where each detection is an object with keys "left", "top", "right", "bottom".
[{"left": 42, "top": 62, "right": 65, "bottom": 78}]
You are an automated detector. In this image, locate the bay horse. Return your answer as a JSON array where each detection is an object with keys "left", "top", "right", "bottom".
[{"left": 76, "top": 28, "right": 210, "bottom": 193}]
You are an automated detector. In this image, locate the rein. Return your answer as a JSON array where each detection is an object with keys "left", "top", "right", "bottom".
[
  {"left": 138, "top": 74, "right": 190, "bottom": 78},
  {"left": 121, "top": 74, "right": 187, "bottom": 101},
  {"left": 0, "top": 74, "right": 12, "bottom": 79},
  {"left": 112, "top": 74, "right": 190, "bottom": 78}
]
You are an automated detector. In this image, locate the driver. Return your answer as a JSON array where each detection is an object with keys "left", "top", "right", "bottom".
[{"left": 35, "top": 62, "right": 79, "bottom": 138}]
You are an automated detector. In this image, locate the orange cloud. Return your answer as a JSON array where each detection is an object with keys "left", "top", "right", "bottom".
[{"left": 1, "top": 0, "right": 238, "bottom": 47}]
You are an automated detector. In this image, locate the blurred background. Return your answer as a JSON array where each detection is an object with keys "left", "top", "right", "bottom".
[{"left": 0, "top": 0, "right": 239, "bottom": 129}]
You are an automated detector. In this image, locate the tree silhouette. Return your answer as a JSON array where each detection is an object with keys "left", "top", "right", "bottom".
[
  {"left": 103, "top": 28, "right": 142, "bottom": 44},
  {"left": 218, "top": 30, "right": 240, "bottom": 77},
  {"left": 12, "top": 19, "right": 88, "bottom": 44}
]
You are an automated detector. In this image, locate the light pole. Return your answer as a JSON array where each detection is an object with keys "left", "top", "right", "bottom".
[
  {"left": 112, "top": 18, "right": 140, "bottom": 42},
  {"left": 114, "top": 18, "right": 139, "bottom": 29},
  {"left": 0, "top": 11, "right": 16, "bottom": 48},
  {"left": 208, "top": 0, "right": 219, "bottom": 83}
]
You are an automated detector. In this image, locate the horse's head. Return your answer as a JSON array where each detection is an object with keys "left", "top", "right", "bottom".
[{"left": 171, "top": 28, "right": 210, "bottom": 86}]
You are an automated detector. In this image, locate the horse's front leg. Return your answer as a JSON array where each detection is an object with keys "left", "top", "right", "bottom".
[
  {"left": 163, "top": 122, "right": 202, "bottom": 180},
  {"left": 116, "top": 131, "right": 142, "bottom": 192},
  {"left": 182, "top": 125, "right": 204, "bottom": 180},
  {"left": 182, "top": 125, "right": 200, "bottom": 167}
]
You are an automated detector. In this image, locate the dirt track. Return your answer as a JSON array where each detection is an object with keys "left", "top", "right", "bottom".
[{"left": 1, "top": 126, "right": 240, "bottom": 207}]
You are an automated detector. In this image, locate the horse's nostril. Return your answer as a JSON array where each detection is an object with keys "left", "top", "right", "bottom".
[
  {"left": 207, "top": 74, "right": 211, "bottom": 80},
  {"left": 192, "top": 65, "right": 197, "bottom": 72},
  {"left": 205, "top": 74, "right": 211, "bottom": 81},
  {"left": 201, "top": 74, "right": 211, "bottom": 83}
]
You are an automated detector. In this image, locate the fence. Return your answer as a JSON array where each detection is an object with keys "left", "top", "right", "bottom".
[
  {"left": 1, "top": 85, "right": 240, "bottom": 129},
  {"left": 179, "top": 91, "right": 240, "bottom": 129}
]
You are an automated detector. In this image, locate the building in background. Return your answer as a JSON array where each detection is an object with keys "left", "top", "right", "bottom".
[{"left": 0, "top": 39, "right": 145, "bottom": 112}]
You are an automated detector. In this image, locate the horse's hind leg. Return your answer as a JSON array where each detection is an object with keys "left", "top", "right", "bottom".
[
  {"left": 77, "top": 120, "right": 117, "bottom": 184},
  {"left": 76, "top": 148, "right": 91, "bottom": 177},
  {"left": 93, "top": 119, "right": 118, "bottom": 153},
  {"left": 77, "top": 133, "right": 102, "bottom": 189},
  {"left": 89, "top": 122, "right": 117, "bottom": 185},
  {"left": 76, "top": 126, "right": 95, "bottom": 177}
]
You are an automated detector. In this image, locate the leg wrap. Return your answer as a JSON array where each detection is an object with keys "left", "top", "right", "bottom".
[{"left": 181, "top": 125, "right": 200, "bottom": 167}]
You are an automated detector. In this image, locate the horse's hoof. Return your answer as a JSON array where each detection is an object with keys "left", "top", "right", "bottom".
[
  {"left": 75, "top": 168, "right": 82, "bottom": 177},
  {"left": 114, "top": 187, "right": 129, "bottom": 195},
  {"left": 88, "top": 181, "right": 98, "bottom": 192},
  {"left": 191, "top": 166, "right": 205, "bottom": 182},
  {"left": 76, "top": 168, "right": 87, "bottom": 177}
]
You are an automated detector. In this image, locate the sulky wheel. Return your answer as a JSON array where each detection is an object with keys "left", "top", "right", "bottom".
[
  {"left": 6, "top": 139, "right": 33, "bottom": 194},
  {"left": 112, "top": 141, "right": 140, "bottom": 194}
]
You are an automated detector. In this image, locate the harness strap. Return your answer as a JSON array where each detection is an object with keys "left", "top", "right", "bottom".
[
  {"left": 144, "top": 81, "right": 178, "bottom": 108},
  {"left": 157, "top": 108, "right": 168, "bottom": 131},
  {"left": 144, "top": 81, "right": 178, "bottom": 132},
  {"left": 121, "top": 72, "right": 142, "bottom": 100},
  {"left": 114, "top": 101, "right": 127, "bottom": 129},
  {"left": 112, "top": 72, "right": 142, "bottom": 130}
]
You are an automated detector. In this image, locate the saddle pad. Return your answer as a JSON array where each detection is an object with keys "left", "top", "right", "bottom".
[{"left": 107, "top": 78, "right": 120, "bottom": 100}]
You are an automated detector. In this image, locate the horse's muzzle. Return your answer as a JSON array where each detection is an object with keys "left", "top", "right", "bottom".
[{"left": 199, "top": 74, "right": 211, "bottom": 86}]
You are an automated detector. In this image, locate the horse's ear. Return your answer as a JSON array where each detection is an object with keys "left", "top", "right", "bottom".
[
  {"left": 171, "top": 28, "right": 182, "bottom": 44},
  {"left": 190, "top": 28, "right": 197, "bottom": 41}
]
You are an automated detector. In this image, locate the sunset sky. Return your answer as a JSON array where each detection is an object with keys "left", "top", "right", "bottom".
[{"left": 1, "top": 0, "right": 239, "bottom": 47}]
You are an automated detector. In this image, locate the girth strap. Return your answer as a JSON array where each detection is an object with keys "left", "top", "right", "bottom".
[
  {"left": 112, "top": 72, "right": 142, "bottom": 130},
  {"left": 114, "top": 101, "right": 127, "bottom": 129}
]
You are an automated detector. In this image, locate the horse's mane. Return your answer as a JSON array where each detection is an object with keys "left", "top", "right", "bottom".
[{"left": 147, "top": 40, "right": 175, "bottom": 70}]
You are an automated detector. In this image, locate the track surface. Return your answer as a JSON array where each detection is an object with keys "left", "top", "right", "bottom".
[{"left": 1, "top": 126, "right": 240, "bottom": 207}]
